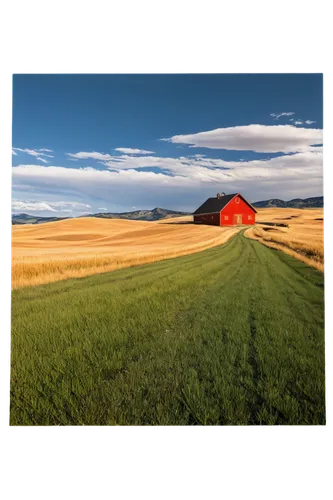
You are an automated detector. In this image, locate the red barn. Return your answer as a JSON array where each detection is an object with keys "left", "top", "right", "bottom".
[{"left": 193, "top": 192, "right": 257, "bottom": 226}]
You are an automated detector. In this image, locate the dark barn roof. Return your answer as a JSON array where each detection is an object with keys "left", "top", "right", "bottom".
[{"left": 193, "top": 193, "right": 257, "bottom": 215}]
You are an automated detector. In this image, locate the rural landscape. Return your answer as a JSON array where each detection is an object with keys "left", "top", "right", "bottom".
[{"left": 11, "top": 74, "right": 324, "bottom": 425}]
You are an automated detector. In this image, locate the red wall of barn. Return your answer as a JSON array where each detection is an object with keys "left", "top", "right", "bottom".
[
  {"left": 193, "top": 195, "right": 256, "bottom": 226},
  {"left": 193, "top": 212, "right": 220, "bottom": 225},
  {"left": 220, "top": 195, "right": 255, "bottom": 226}
]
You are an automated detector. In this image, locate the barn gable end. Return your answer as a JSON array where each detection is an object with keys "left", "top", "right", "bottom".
[{"left": 193, "top": 193, "right": 257, "bottom": 226}]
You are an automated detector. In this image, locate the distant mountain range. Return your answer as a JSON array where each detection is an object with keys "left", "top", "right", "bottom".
[
  {"left": 12, "top": 207, "right": 191, "bottom": 225},
  {"left": 252, "top": 196, "right": 323, "bottom": 209},
  {"left": 12, "top": 197, "right": 323, "bottom": 225},
  {"left": 90, "top": 207, "right": 191, "bottom": 221},
  {"left": 12, "top": 213, "right": 69, "bottom": 225}
]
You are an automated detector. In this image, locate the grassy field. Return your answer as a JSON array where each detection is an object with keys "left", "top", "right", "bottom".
[
  {"left": 11, "top": 231, "right": 325, "bottom": 425},
  {"left": 246, "top": 208, "right": 324, "bottom": 272},
  {"left": 12, "top": 216, "right": 239, "bottom": 288}
]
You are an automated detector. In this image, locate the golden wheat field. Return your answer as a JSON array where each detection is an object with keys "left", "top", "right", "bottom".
[
  {"left": 12, "top": 216, "right": 240, "bottom": 289},
  {"left": 12, "top": 208, "right": 324, "bottom": 289},
  {"left": 245, "top": 208, "right": 324, "bottom": 272}
]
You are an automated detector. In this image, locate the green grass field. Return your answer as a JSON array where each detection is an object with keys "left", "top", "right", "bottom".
[{"left": 10, "top": 232, "right": 325, "bottom": 425}]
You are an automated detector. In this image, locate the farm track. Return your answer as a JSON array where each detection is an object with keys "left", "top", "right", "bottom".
[{"left": 11, "top": 232, "right": 325, "bottom": 425}]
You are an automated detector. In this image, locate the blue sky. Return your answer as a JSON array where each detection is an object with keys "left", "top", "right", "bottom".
[{"left": 12, "top": 74, "right": 323, "bottom": 216}]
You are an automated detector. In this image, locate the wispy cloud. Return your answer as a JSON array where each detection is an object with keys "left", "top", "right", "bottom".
[
  {"left": 13, "top": 148, "right": 54, "bottom": 162},
  {"left": 114, "top": 148, "right": 155, "bottom": 155},
  {"left": 290, "top": 118, "right": 316, "bottom": 126},
  {"left": 67, "top": 148, "right": 156, "bottom": 161},
  {"left": 162, "top": 124, "right": 322, "bottom": 153},
  {"left": 270, "top": 112, "right": 295, "bottom": 120}
]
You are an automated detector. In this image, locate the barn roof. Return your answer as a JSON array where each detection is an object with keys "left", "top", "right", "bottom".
[{"left": 193, "top": 193, "right": 257, "bottom": 215}]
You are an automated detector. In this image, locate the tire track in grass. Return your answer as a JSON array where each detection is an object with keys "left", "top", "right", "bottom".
[
  {"left": 233, "top": 238, "right": 272, "bottom": 424},
  {"left": 132, "top": 236, "right": 249, "bottom": 425},
  {"left": 245, "top": 247, "right": 289, "bottom": 425},
  {"left": 244, "top": 236, "right": 325, "bottom": 424},
  {"left": 176, "top": 234, "right": 258, "bottom": 425}
]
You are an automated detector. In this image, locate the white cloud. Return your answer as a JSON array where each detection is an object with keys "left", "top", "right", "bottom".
[
  {"left": 67, "top": 148, "right": 156, "bottom": 160},
  {"left": 12, "top": 200, "right": 57, "bottom": 212},
  {"left": 11, "top": 124, "right": 323, "bottom": 213},
  {"left": 48, "top": 201, "right": 92, "bottom": 212},
  {"left": 12, "top": 147, "right": 323, "bottom": 211},
  {"left": 66, "top": 151, "right": 113, "bottom": 161},
  {"left": 270, "top": 112, "right": 295, "bottom": 120},
  {"left": 100, "top": 149, "right": 323, "bottom": 181},
  {"left": 162, "top": 124, "right": 323, "bottom": 153},
  {"left": 12, "top": 149, "right": 17, "bottom": 155},
  {"left": 114, "top": 148, "right": 155, "bottom": 155}
]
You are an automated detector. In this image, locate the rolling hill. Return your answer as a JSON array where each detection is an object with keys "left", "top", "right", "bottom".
[{"left": 12, "top": 216, "right": 239, "bottom": 288}]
